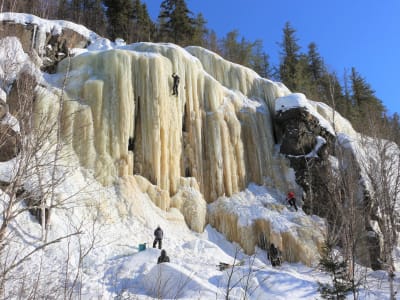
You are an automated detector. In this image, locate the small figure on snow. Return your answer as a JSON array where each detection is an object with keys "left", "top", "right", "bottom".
[
  {"left": 172, "top": 73, "right": 180, "bottom": 96},
  {"left": 157, "top": 249, "right": 170, "bottom": 264},
  {"left": 286, "top": 191, "right": 298, "bottom": 211},
  {"left": 153, "top": 225, "right": 164, "bottom": 249},
  {"left": 267, "top": 243, "right": 282, "bottom": 267}
]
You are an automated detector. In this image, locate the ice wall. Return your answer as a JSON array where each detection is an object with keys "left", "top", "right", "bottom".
[
  {"left": 208, "top": 187, "right": 326, "bottom": 266},
  {"left": 49, "top": 43, "right": 291, "bottom": 204}
]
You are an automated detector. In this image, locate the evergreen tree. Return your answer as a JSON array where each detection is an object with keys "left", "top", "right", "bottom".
[
  {"left": 82, "top": 0, "right": 107, "bottom": 37},
  {"left": 103, "top": 0, "right": 133, "bottom": 41},
  {"left": 220, "top": 30, "right": 241, "bottom": 63},
  {"left": 71, "top": 0, "right": 83, "bottom": 23},
  {"left": 191, "top": 13, "right": 208, "bottom": 46},
  {"left": 250, "top": 40, "right": 271, "bottom": 78},
  {"left": 350, "top": 67, "right": 385, "bottom": 130},
  {"left": 321, "top": 71, "right": 348, "bottom": 114},
  {"left": 220, "top": 30, "right": 255, "bottom": 67},
  {"left": 57, "top": 0, "right": 70, "bottom": 20},
  {"left": 307, "top": 42, "right": 325, "bottom": 82},
  {"left": 131, "top": 0, "right": 154, "bottom": 42},
  {"left": 204, "top": 30, "right": 220, "bottom": 54},
  {"left": 318, "top": 242, "right": 353, "bottom": 299},
  {"left": 389, "top": 113, "right": 400, "bottom": 146},
  {"left": 294, "top": 53, "right": 313, "bottom": 95},
  {"left": 157, "top": 0, "right": 194, "bottom": 45},
  {"left": 279, "top": 22, "right": 301, "bottom": 91}
]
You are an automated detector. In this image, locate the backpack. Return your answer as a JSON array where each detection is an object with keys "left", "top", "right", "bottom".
[{"left": 154, "top": 227, "right": 163, "bottom": 239}]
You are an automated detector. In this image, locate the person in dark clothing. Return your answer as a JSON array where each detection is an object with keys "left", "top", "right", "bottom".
[
  {"left": 157, "top": 249, "right": 170, "bottom": 264},
  {"left": 267, "top": 243, "right": 281, "bottom": 267},
  {"left": 153, "top": 225, "right": 163, "bottom": 249},
  {"left": 286, "top": 191, "right": 298, "bottom": 211},
  {"left": 172, "top": 73, "right": 180, "bottom": 96}
]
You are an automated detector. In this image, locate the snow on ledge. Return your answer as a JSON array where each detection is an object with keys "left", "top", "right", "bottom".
[
  {"left": 287, "top": 136, "right": 327, "bottom": 158},
  {"left": 0, "top": 12, "right": 99, "bottom": 42},
  {"left": 275, "top": 93, "right": 335, "bottom": 135}
]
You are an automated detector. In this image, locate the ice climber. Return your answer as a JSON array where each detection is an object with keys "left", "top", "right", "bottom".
[
  {"left": 157, "top": 249, "right": 170, "bottom": 264},
  {"left": 268, "top": 243, "right": 282, "bottom": 267},
  {"left": 286, "top": 191, "right": 298, "bottom": 211},
  {"left": 153, "top": 225, "right": 164, "bottom": 249},
  {"left": 172, "top": 73, "right": 180, "bottom": 96}
]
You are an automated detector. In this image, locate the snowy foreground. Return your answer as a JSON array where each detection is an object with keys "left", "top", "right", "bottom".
[{"left": 0, "top": 163, "right": 396, "bottom": 299}]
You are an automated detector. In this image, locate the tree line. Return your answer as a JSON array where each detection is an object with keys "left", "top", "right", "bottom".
[{"left": 1, "top": 0, "right": 399, "bottom": 143}]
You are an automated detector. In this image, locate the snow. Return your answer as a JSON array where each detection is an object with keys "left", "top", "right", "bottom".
[
  {"left": 0, "top": 13, "right": 99, "bottom": 42},
  {"left": 276, "top": 93, "right": 335, "bottom": 135},
  {"left": 0, "top": 13, "right": 399, "bottom": 300},
  {"left": 1, "top": 159, "right": 396, "bottom": 299}
]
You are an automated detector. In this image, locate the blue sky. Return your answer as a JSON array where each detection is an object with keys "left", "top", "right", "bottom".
[{"left": 143, "top": 1, "right": 399, "bottom": 115}]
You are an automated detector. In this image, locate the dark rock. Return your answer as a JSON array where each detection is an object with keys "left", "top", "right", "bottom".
[
  {"left": 0, "top": 20, "right": 90, "bottom": 73},
  {"left": 0, "top": 99, "right": 9, "bottom": 120},
  {"left": 275, "top": 107, "right": 333, "bottom": 156},
  {"left": 7, "top": 71, "right": 37, "bottom": 118},
  {"left": 0, "top": 123, "right": 21, "bottom": 162},
  {"left": 274, "top": 106, "right": 385, "bottom": 270},
  {"left": 0, "top": 21, "right": 34, "bottom": 53},
  {"left": 25, "top": 194, "right": 49, "bottom": 226}
]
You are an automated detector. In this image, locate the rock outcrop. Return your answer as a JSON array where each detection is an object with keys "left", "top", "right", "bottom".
[
  {"left": 0, "top": 100, "right": 20, "bottom": 161},
  {"left": 274, "top": 93, "right": 400, "bottom": 270},
  {"left": 0, "top": 14, "right": 92, "bottom": 73}
]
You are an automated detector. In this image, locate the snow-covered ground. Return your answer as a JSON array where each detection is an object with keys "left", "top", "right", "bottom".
[{"left": 0, "top": 161, "right": 397, "bottom": 299}]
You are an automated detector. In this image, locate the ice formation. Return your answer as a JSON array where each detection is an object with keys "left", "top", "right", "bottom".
[
  {"left": 1, "top": 14, "right": 338, "bottom": 265},
  {"left": 39, "top": 42, "right": 296, "bottom": 204}
]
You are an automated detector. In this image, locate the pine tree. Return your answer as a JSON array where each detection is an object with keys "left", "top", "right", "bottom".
[
  {"left": 157, "top": 0, "right": 194, "bottom": 45},
  {"left": 307, "top": 42, "right": 325, "bottom": 82},
  {"left": 279, "top": 22, "right": 301, "bottom": 91},
  {"left": 191, "top": 13, "right": 208, "bottom": 46},
  {"left": 131, "top": 0, "right": 154, "bottom": 42},
  {"left": 204, "top": 30, "right": 220, "bottom": 54},
  {"left": 103, "top": 0, "right": 133, "bottom": 41},
  {"left": 294, "top": 53, "right": 312, "bottom": 95},
  {"left": 318, "top": 242, "right": 353, "bottom": 299},
  {"left": 220, "top": 30, "right": 256, "bottom": 67},
  {"left": 57, "top": 0, "right": 71, "bottom": 20},
  {"left": 250, "top": 40, "right": 271, "bottom": 78},
  {"left": 71, "top": 0, "right": 83, "bottom": 23},
  {"left": 82, "top": 0, "right": 107, "bottom": 37},
  {"left": 350, "top": 67, "right": 385, "bottom": 131}
]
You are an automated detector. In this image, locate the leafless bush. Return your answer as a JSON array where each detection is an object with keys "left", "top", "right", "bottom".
[{"left": 0, "top": 38, "right": 99, "bottom": 298}]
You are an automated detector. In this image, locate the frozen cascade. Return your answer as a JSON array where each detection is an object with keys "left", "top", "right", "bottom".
[
  {"left": 47, "top": 43, "right": 293, "bottom": 203},
  {"left": 32, "top": 40, "right": 324, "bottom": 264}
]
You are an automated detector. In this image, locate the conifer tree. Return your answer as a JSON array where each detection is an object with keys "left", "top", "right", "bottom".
[
  {"left": 220, "top": 30, "right": 257, "bottom": 67},
  {"left": 204, "top": 30, "right": 220, "bottom": 54},
  {"left": 191, "top": 13, "right": 208, "bottom": 46},
  {"left": 318, "top": 242, "right": 353, "bottom": 299},
  {"left": 250, "top": 40, "right": 271, "bottom": 78},
  {"left": 82, "top": 0, "right": 107, "bottom": 37},
  {"left": 103, "top": 0, "right": 133, "bottom": 41},
  {"left": 131, "top": 0, "right": 154, "bottom": 42},
  {"left": 279, "top": 22, "right": 301, "bottom": 91},
  {"left": 157, "top": 0, "right": 194, "bottom": 45},
  {"left": 294, "top": 53, "right": 312, "bottom": 95},
  {"left": 57, "top": 0, "right": 70, "bottom": 19},
  {"left": 350, "top": 67, "right": 385, "bottom": 131},
  {"left": 307, "top": 42, "right": 325, "bottom": 82}
]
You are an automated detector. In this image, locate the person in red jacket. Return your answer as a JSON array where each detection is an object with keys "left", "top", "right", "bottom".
[{"left": 286, "top": 191, "right": 298, "bottom": 211}]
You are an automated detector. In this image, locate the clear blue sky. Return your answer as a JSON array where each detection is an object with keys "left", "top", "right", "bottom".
[{"left": 143, "top": 0, "right": 400, "bottom": 115}]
